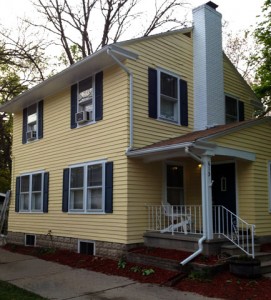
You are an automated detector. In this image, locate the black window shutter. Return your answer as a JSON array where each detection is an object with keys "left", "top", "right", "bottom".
[
  {"left": 105, "top": 162, "right": 113, "bottom": 213},
  {"left": 15, "top": 177, "right": 20, "bottom": 212},
  {"left": 148, "top": 68, "right": 158, "bottom": 119},
  {"left": 62, "top": 168, "right": 70, "bottom": 212},
  {"left": 95, "top": 71, "right": 103, "bottom": 121},
  {"left": 179, "top": 79, "right": 188, "bottom": 126},
  {"left": 238, "top": 100, "right": 245, "bottom": 121},
  {"left": 43, "top": 172, "right": 49, "bottom": 213},
  {"left": 22, "top": 108, "right": 27, "bottom": 144},
  {"left": 38, "top": 100, "right": 44, "bottom": 139},
  {"left": 71, "top": 84, "right": 78, "bottom": 129}
]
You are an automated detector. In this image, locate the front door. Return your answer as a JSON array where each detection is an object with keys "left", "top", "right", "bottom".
[{"left": 212, "top": 163, "right": 236, "bottom": 232}]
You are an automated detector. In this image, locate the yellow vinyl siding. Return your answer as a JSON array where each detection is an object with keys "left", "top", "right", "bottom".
[
  {"left": 9, "top": 65, "right": 131, "bottom": 244},
  {"left": 223, "top": 55, "right": 258, "bottom": 120},
  {"left": 122, "top": 32, "right": 194, "bottom": 149},
  {"left": 210, "top": 122, "right": 271, "bottom": 235}
]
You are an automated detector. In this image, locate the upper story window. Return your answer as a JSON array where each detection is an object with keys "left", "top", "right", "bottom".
[
  {"left": 159, "top": 71, "right": 180, "bottom": 123},
  {"left": 71, "top": 72, "right": 103, "bottom": 129},
  {"left": 15, "top": 171, "right": 49, "bottom": 213},
  {"left": 76, "top": 77, "right": 94, "bottom": 124},
  {"left": 62, "top": 160, "right": 113, "bottom": 214},
  {"left": 148, "top": 68, "right": 188, "bottom": 126},
  {"left": 225, "top": 95, "right": 244, "bottom": 124},
  {"left": 22, "top": 100, "right": 43, "bottom": 144}
]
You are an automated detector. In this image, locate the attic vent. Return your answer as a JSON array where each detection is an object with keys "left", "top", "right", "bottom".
[
  {"left": 25, "top": 234, "right": 36, "bottom": 246},
  {"left": 78, "top": 241, "right": 95, "bottom": 255},
  {"left": 206, "top": 1, "right": 218, "bottom": 10}
]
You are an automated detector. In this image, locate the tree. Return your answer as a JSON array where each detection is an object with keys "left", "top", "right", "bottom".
[
  {"left": 223, "top": 29, "right": 260, "bottom": 86},
  {"left": 253, "top": 0, "right": 271, "bottom": 114},
  {"left": 28, "top": 0, "right": 189, "bottom": 65}
]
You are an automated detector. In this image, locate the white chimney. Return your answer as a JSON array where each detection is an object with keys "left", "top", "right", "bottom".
[{"left": 193, "top": 2, "right": 224, "bottom": 130}]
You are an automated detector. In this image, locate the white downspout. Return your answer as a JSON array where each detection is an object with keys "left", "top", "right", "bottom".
[
  {"left": 180, "top": 147, "right": 207, "bottom": 266},
  {"left": 107, "top": 48, "right": 134, "bottom": 150}
]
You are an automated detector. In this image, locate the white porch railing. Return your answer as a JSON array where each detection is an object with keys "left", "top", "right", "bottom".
[
  {"left": 146, "top": 204, "right": 255, "bottom": 258},
  {"left": 213, "top": 205, "right": 256, "bottom": 258},
  {"left": 147, "top": 205, "right": 202, "bottom": 235}
]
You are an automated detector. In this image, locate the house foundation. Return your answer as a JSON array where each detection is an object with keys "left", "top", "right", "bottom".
[{"left": 7, "top": 231, "right": 142, "bottom": 259}]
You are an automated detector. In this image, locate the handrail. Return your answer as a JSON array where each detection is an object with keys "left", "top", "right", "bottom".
[{"left": 213, "top": 205, "right": 255, "bottom": 258}]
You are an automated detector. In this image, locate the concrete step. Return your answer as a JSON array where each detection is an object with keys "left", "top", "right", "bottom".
[
  {"left": 0, "top": 235, "right": 6, "bottom": 246},
  {"left": 255, "top": 252, "right": 271, "bottom": 262},
  {"left": 221, "top": 243, "right": 261, "bottom": 256},
  {"left": 261, "top": 260, "right": 271, "bottom": 274}
]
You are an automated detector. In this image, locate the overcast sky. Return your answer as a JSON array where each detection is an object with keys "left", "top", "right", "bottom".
[{"left": 0, "top": 0, "right": 264, "bottom": 33}]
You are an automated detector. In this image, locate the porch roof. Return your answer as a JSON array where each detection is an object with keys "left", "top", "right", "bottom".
[{"left": 127, "top": 117, "right": 271, "bottom": 161}]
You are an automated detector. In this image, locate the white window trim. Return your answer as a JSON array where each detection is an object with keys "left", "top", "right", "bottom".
[
  {"left": 78, "top": 240, "right": 96, "bottom": 255},
  {"left": 68, "top": 160, "right": 106, "bottom": 214},
  {"left": 268, "top": 161, "right": 271, "bottom": 213},
  {"left": 225, "top": 94, "right": 241, "bottom": 123},
  {"left": 24, "top": 234, "right": 36, "bottom": 247},
  {"left": 157, "top": 68, "right": 180, "bottom": 125},
  {"left": 77, "top": 75, "right": 96, "bottom": 127},
  {"left": 19, "top": 171, "right": 44, "bottom": 213},
  {"left": 26, "top": 103, "right": 39, "bottom": 143},
  {"left": 163, "top": 161, "right": 185, "bottom": 205}
]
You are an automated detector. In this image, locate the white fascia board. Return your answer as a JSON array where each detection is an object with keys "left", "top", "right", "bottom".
[
  {"left": 213, "top": 146, "right": 255, "bottom": 161},
  {"left": 0, "top": 45, "right": 138, "bottom": 113},
  {"left": 126, "top": 142, "right": 193, "bottom": 158}
]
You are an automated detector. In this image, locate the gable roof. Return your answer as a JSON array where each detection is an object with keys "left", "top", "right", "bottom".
[
  {"left": 0, "top": 45, "right": 138, "bottom": 113},
  {"left": 127, "top": 117, "right": 271, "bottom": 156}
]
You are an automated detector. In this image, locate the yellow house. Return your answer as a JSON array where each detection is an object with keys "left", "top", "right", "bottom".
[{"left": 1, "top": 2, "right": 271, "bottom": 261}]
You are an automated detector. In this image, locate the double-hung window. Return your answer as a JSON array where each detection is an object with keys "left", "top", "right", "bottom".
[
  {"left": 16, "top": 171, "right": 49, "bottom": 213},
  {"left": 158, "top": 70, "right": 180, "bottom": 123},
  {"left": 77, "top": 77, "right": 94, "bottom": 124},
  {"left": 71, "top": 71, "right": 103, "bottom": 128},
  {"left": 148, "top": 68, "right": 188, "bottom": 126},
  {"left": 165, "top": 164, "right": 184, "bottom": 206},
  {"left": 225, "top": 95, "right": 244, "bottom": 124},
  {"left": 69, "top": 162, "right": 104, "bottom": 213},
  {"left": 22, "top": 100, "right": 43, "bottom": 143}
]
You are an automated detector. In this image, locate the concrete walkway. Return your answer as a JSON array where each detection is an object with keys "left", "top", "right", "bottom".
[{"left": 0, "top": 248, "right": 221, "bottom": 300}]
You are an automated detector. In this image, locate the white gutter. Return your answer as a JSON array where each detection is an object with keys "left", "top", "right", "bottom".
[
  {"left": 180, "top": 147, "right": 207, "bottom": 266},
  {"left": 107, "top": 47, "right": 134, "bottom": 151}
]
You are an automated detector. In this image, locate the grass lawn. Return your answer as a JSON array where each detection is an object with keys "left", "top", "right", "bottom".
[{"left": 0, "top": 280, "right": 47, "bottom": 300}]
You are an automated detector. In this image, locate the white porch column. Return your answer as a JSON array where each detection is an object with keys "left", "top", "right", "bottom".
[{"left": 201, "top": 155, "right": 213, "bottom": 240}]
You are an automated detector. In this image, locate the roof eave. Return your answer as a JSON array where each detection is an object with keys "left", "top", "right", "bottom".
[{"left": 0, "top": 45, "right": 138, "bottom": 113}]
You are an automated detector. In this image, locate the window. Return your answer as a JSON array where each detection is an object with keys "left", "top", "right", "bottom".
[
  {"left": 159, "top": 70, "right": 180, "bottom": 123},
  {"left": 77, "top": 77, "right": 94, "bottom": 123},
  {"left": 15, "top": 171, "right": 49, "bottom": 213},
  {"left": 62, "top": 161, "right": 113, "bottom": 214},
  {"left": 165, "top": 164, "right": 184, "bottom": 206},
  {"left": 225, "top": 96, "right": 244, "bottom": 124},
  {"left": 25, "top": 234, "right": 36, "bottom": 246},
  {"left": 71, "top": 72, "right": 103, "bottom": 128},
  {"left": 148, "top": 68, "right": 188, "bottom": 126},
  {"left": 22, "top": 100, "right": 43, "bottom": 144},
  {"left": 69, "top": 162, "right": 104, "bottom": 212},
  {"left": 78, "top": 241, "right": 95, "bottom": 255}
]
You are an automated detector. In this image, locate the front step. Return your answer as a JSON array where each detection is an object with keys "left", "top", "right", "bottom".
[
  {"left": 221, "top": 243, "right": 261, "bottom": 256},
  {"left": 221, "top": 243, "right": 271, "bottom": 275}
]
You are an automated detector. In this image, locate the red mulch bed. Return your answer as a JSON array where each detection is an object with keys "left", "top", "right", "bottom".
[
  {"left": 3, "top": 243, "right": 271, "bottom": 300},
  {"left": 129, "top": 246, "right": 221, "bottom": 265}
]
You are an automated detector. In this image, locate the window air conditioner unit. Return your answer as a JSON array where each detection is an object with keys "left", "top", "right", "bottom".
[
  {"left": 27, "top": 130, "right": 37, "bottom": 141},
  {"left": 75, "top": 111, "right": 92, "bottom": 124}
]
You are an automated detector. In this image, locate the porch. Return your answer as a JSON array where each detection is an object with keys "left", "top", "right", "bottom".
[{"left": 145, "top": 204, "right": 256, "bottom": 257}]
